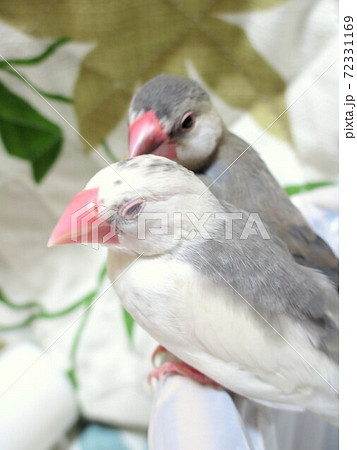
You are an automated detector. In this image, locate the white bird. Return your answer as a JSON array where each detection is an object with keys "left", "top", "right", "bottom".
[{"left": 48, "top": 155, "right": 338, "bottom": 424}]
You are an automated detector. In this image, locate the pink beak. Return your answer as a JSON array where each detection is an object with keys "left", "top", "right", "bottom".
[
  {"left": 129, "top": 110, "right": 177, "bottom": 159},
  {"left": 47, "top": 187, "right": 119, "bottom": 247}
]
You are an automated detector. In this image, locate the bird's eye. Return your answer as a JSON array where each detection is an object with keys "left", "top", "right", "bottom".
[
  {"left": 180, "top": 112, "right": 195, "bottom": 131},
  {"left": 120, "top": 197, "right": 145, "bottom": 219}
]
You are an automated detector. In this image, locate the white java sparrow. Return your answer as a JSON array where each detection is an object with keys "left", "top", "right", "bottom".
[
  {"left": 128, "top": 75, "right": 339, "bottom": 289},
  {"left": 48, "top": 155, "right": 338, "bottom": 424}
]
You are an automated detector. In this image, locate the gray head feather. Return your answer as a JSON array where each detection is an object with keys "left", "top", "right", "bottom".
[{"left": 130, "top": 74, "right": 211, "bottom": 125}]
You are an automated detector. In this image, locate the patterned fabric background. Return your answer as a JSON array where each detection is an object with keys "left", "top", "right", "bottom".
[{"left": 0, "top": 0, "right": 338, "bottom": 448}]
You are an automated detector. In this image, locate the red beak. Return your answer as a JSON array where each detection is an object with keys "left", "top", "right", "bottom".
[
  {"left": 129, "top": 110, "right": 177, "bottom": 159},
  {"left": 47, "top": 187, "right": 119, "bottom": 247}
]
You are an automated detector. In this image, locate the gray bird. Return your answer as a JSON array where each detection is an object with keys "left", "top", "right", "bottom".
[
  {"left": 128, "top": 74, "right": 339, "bottom": 288},
  {"left": 48, "top": 155, "right": 339, "bottom": 424}
]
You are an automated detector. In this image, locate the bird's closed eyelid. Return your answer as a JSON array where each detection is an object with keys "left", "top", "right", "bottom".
[{"left": 119, "top": 197, "right": 146, "bottom": 219}]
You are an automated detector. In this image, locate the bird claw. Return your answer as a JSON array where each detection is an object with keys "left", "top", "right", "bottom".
[
  {"left": 151, "top": 345, "right": 167, "bottom": 367},
  {"left": 148, "top": 361, "right": 221, "bottom": 388}
]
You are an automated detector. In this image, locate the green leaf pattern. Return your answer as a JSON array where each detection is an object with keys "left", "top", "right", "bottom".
[
  {"left": 0, "top": 39, "right": 71, "bottom": 182},
  {"left": 0, "top": 81, "right": 62, "bottom": 182}
]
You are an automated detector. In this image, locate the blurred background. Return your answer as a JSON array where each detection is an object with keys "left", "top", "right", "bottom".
[{"left": 0, "top": 0, "right": 338, "bottom": 449}]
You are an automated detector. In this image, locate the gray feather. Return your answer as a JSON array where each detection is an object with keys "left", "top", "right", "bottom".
[
  {"left": 130, "top": 74, "right": 210, "bottom": 125},
  {"left": 169, "top": 204, "right": 338, "bottom": 362},
  {"left": 197, "top": 132, "right": 339, "bottom": 289}
]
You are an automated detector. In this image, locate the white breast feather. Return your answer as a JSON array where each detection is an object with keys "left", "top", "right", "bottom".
[{"left": 107, "top": 250, "right": 338, "bottom": 422}]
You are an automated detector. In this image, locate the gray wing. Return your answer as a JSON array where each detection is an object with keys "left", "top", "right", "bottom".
[
  {"left": 173, "top": 210, "right": 338, "bottom": 363},
  {"left": 197, "top": 132, "right": 339, "bottom": 289}
]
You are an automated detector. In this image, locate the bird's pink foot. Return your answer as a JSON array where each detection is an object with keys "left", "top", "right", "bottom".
[{"left": 148, "top": 361, "right": 221, "bottom": 388}]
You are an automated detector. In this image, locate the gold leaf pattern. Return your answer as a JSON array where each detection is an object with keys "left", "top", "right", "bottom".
[{"left": 0, "top": 0, "right": 290, "bottom": 147}]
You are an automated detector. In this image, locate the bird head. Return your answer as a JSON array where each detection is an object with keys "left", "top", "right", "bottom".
[
  {"left": 128, "top": 75, "right": 224, "bottom": 170},
  {"left": 48, "top": 155, "right": 221, "bottom": 255}
]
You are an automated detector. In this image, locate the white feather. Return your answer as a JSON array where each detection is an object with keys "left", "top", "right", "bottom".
[
  {"left": 176, "top": 107, "right": 223, "bottom": 169},
  {"left": 107, "top": 250, "right": 338, "bottom": 423}
]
